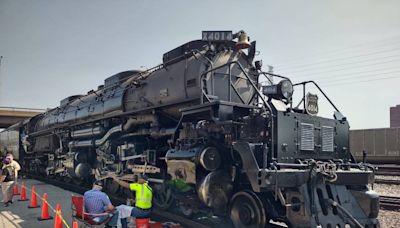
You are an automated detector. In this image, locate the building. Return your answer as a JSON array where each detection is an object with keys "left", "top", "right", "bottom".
[{"left": 390, "top": 104, "right": 400, "bottom": 128}]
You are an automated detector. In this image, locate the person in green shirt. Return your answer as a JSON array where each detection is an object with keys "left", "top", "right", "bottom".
[{"left": 110, "top": 173, "right": 152, "bottom": 218}]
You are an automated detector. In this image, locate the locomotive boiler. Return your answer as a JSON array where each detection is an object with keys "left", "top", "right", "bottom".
[{"left": 0, "top": 30, "right": 379, "bottom": 227}]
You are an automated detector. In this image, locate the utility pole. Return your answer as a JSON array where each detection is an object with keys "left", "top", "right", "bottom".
[{"left": 267, "top": 65, "right": 274, "bottom": 84}]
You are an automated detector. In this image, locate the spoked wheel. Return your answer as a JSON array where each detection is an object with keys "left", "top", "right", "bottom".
[
  {"left": 230, "top": 191, "right": 267, "bottom": 228},
  {"left": 153, "top": 183, "right": 174, "bottom": 210}
]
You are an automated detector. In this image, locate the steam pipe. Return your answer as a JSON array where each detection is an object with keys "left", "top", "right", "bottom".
[
  {"left": 71, "top": 126, "right": 104, "bottom": 138},
  {"left": 95, "top": 125, "right": 123, "bottom": 146},
  {"left": 69, "top": 115, "right": 161, "bottom": 149}
]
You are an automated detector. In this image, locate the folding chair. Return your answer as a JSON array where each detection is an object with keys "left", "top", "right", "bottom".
[{"left": 71, "top": 195, "right": 113, "bottom": 228}]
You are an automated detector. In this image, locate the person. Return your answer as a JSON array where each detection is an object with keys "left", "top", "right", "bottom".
[
  {"left": 110, "top": 173, "right": 153, "bottom": 219},
  {"left": 5, "top": 153, "right": 21, "bottom": 180},
  {"left": 83, "top": 180, "right": 117, "bottom": 224},
  {"left": 84, "top": 180, "right": 132, "bottom": 227},
  {"left": 0, "top": 158, "right": 16, "bottom": 206}
]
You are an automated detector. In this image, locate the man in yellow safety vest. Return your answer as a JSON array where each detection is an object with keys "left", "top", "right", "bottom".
[{"left": 110, "top": 173, "right": 153, "bottom": 218}]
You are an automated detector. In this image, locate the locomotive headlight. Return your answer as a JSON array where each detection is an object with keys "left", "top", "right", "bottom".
[
  {"left": 262, "top": 79, "right": 294, "bottom": 100},
  {"left": 280, "top": 80, "right": 294, "bottom": 99}
]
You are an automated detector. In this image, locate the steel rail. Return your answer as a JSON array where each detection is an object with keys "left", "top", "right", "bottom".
[
  {"left": 380, "top": 195, "right": 400, "bottom": 210},
  {"left": 375, "top": 178, "right": 400, "bottom": 185}
]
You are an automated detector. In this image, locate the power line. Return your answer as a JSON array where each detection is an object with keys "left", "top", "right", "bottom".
[
  {"left": 314, "top": 70, "right": 400, "bottom": 84},
  {"left": 283, "top": 58, "right": 400, "bottom": 77},
  {"left": 321, "top": 75, "right": 400, "bottom": 87},
  {"left": 270, "top": 36, "right": 400, "bottom": 67},
  {"left": 282, "top": 49, "right": 400, "bottom": 73},
  {"left": 278, "top": 51, "right": 400, "bottom": 72},
  {"left": 313, "top": 69, "right": 400, "bottom": 83},
  {"left": 292, "top": 66, "right": 400, "bottom": 81}
]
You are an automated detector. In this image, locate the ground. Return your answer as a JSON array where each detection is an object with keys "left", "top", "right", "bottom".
[{"left": 0, "top": 179, "right": 74, "bottom": 228}]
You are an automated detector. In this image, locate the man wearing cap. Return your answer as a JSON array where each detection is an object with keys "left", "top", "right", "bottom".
[
  {"left": 110, "top": 173, "right": 153, "bottom": 218},
  {"left": 1, "top": 157, "right": 16, "bottom": 206},
  {"left": 84, "top": 180, "right": 117, "bottom": 224},
  {"left": 6, "top": 153, "right": 20, "bottom": 180}
]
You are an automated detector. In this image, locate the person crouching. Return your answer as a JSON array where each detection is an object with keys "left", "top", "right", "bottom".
[
  {"left": 0, "top": 158, "right": 16, "bottom": 207},
  {"left": 110, "top": 173, "right": 153, "bottom": 219}
]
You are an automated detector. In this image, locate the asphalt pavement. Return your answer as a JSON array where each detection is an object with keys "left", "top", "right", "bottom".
[{"left": 0, "top": 178, "right": 75, "bottom": 228}]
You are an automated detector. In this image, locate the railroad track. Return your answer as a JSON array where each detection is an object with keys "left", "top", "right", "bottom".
[
  {"left": 380, "top": 195, "right": 400, "bottom": 211},
  {"left": 23, "top": 173, "right": 288, "bottom": 228},
  {"left": 374, "top": 165, "right": 400, "bottom": 176},
  {"left": 375, "top": 178, "right": 400, "bottom": 185}
]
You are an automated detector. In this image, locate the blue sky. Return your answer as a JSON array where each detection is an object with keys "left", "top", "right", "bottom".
[{"left": 0, "top": 0, "right": 399, "bottom": 129}]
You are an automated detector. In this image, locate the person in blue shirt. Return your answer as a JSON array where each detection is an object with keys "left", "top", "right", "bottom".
[
  {"left": 84, "top": 180, "right": 115, "bottom": 223},
  {"left": 84, "top": 180, "right": 129, "bottom": 228}
]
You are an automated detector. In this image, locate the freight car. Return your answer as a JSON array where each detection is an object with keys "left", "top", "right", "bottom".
[
  {"left": 0, "top": 31, "right": 379, "bottom": 228},
  {"left": 351, "top": 127, "right": 400, "bottom": 164}
]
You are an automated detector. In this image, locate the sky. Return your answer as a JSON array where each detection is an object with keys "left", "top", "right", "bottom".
[{"left": 0, "top": 0, "right": 399, "bottom": 129}]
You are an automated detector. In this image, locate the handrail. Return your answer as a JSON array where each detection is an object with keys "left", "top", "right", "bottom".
[
  {"left": 260, "top": 71, "right": 291, "bottom": 84},
  {"left": 199, "top": 60, "right": 276, "bottom": 165},
  {"left": 293, "top": 80, "right": 340, "bottom": 113}
]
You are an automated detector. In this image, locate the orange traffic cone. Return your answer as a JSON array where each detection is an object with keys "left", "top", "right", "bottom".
[
  {"left": 13, "top": 183, "right": 20, "bottom": 195},
  {"left": 54, "top": 203, "right": 63, "bottom": 228},
  {"left": 72, "top": 221, "right": 78, "bottom": 228},
  {"left": 28, "top": 185, "right": 40, "bottom": 208},
  {"left": 18, "top": 181, "right": 28, "bottom": 201},
  {"left": 38, "top": 193, "right": 53, "bottom": 221}
]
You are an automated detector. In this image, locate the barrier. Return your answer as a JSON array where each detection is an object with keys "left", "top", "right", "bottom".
[{"left": 10, "top": 179, "right": 71, "bottom": 228}]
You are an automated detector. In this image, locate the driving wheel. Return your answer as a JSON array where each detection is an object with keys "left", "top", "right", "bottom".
[
  {"left": 230, "top": 191, "right": 267, "bottom": 228},
  {"left": 153, "top": 183, "right": 174, "bottom": 210}
]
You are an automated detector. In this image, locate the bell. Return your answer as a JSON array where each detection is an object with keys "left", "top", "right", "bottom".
[{"left": 235, "top": 31, "right": 251, "bottom": 49}]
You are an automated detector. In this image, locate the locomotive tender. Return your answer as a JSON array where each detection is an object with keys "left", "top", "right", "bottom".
[{"left": 0, "top": 31, "right": 379, "bottom": 227}]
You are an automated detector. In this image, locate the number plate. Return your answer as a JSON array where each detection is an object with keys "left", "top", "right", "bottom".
[{"left": 202, "top": 31, "right": 233, "bottom": 42}]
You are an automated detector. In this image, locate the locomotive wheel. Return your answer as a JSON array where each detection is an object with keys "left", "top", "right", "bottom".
[
  {"left": 230, "top": 191, "right": 267, "bottom": 228},
  {"left": 153, "top": 183, "right": 174, "bottom": 210}
]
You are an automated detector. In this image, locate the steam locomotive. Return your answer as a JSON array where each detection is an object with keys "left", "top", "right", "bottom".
[{"left": 0, "top": 31, "right": 379, "bottom": 227}]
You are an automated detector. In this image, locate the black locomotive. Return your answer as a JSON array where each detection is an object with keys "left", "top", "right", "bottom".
[{"left": 0, "top": 31, "right": 379, "bottom": 227}]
